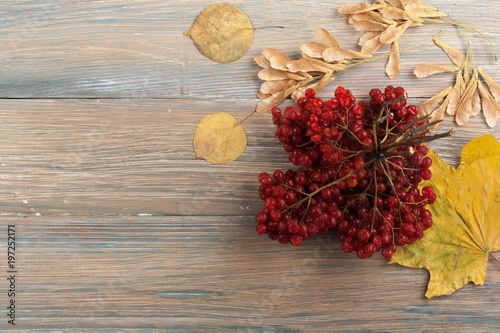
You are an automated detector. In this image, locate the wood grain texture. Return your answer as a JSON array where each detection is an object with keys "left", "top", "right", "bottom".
[
  {"left": 0, "top": 99, "right": 498, "bottom": 217},
  {"left": 0, "top": 0, "right": 498, "bottom": 98},
  {"left": 0, "top": 216, "right": 499, "bottom": 331},
  {"left": 0, "top": 0, "right": 499, "bottom": 331}
]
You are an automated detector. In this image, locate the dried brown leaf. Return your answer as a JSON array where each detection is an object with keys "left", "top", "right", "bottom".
[
  {"left": 314, "top": 28, "right": 341, "bottom": 48},
  {"left": 477, "top": 80, "right": 500, "bottom": 127},
  {"left": 380, "top": 20, "right": 412, "bottom": 44},
  {"left": 254, "top": 54, "right": 270, "bottom": 68},
  {"left": 433, "top": 38, "right": 467, "bottom": 67},
  {"left": 404, "top": 3, "right": 447, "bottom": 18},
  {"left": 414, "top": 64, "right": 459, "bottom": 78},
  {"left": 185, "top": 3, "right": 254, "bottom": 63},
  {"left": 260, "top": 79, "right": 295, "bottom": 95},
  {"left": 418, "top": 85, "right": 453, "bottom": 116},
  {"left": 386, "top": 40, "right": 401, "bottom": 79},
  {"left": 286, "top": 58, "right": 346, "bottom": 73},
  {"left": 354, "top": 20, "right": 391, "bottom": 32},
  {"left": 380, "top": 6, "right": 421, "bottom": 22},
  {"left": 301, "top": 42, "right": 328, "bottom": 59},
  {"left": 262, "top": 48, "right": 291, "bottom": 71},
  {"left": 447, "top": 71, "right": 465, "bottom": 116},
  {"left": 322, "top": 47, "right": 372, "bottom": 62},
  {"left": 339, "top": 1, "right": 387, "bottom": 14},
  {"left": 361, "top": 33, "right": 383, "bottom": 54},
  {"left": 478, "top": 67, "right": 500, "bottom": 103},
  {"left": 258, "top": 68, "right": 305, "bottom": 81},
  {"left": 429, "top": 89, "right": 453, "bottom": 131}
]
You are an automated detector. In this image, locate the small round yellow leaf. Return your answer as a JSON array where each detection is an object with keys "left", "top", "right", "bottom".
[
  {"left": 193, "top": 112, "right": 247, "bottom": 164},
  {"left": 184, "top": 3, "right": 254, "bottom": 63}
]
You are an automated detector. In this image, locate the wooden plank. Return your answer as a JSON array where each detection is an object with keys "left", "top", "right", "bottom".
[
  {"left": 0, "top": 1, "right": 498, "bottom": 98},
  {"left": 0, "top": 216, "right": 499, "bottom": 331},
  {"left": 0, "top": 98, "right": 497, "bottom": 217}
]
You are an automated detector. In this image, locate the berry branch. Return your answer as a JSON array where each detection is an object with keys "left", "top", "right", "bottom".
[{"left": 256, "top": 85, "right": 448, "bottom": 258}]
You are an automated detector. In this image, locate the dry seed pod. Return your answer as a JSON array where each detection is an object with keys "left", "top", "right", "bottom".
[
  {"left": 254, "top": 55, "right": 271, "bottom": 68},
  {"left": 338, "top": 1, "right": 387, "bottom": 15},
  {"left": 256, "top": 83, "right": 300, "bottom": 113},
  {"left": 314, "top": 28, "right": 341, "bottom": 47},
  {"left": 433, "top": 38, "right": 468, "bottom": 67},
  {"left": 291, "top": 75, "right": 335, "bottom": 101},
  {"left": 429, "top": 90, "right": 453, "bottom": 130},
  {"left": 455, "top": 79, "right": 476, "bottom": 125},
  {"left": 404, "top": 3, "right": 447, "bottom": 18},
  {"left": 322, "top": 47, "right": 372, "bottom": 62},
  {"left": 297, "top": 74, "right": 335, "bottom": 99},
  {"left": 359, "top": 31, "right": 380, "bottom": 47},
  {"left": 301, "top": 42, "right": 329, "bottom": 59},
  {"left": 262, "top": 48, "right": 291, "bottom": 71},
  {"left": 352, "top": 11, "right": 396, "bottom": 25},
  {"left": 380, "top": 20, "right": 412, "bottom": 44},
  {"left": 260, "top": 79, "right": 295, "bottom": 95},
  {"left": 258, "top": 68, "right": 306, "bottom": 81},
  {"left": 354, "top": 20, "right": 392, "bottom": 32},
  {"left": 456, "top": 69, "right": 477, "bottom": 108},
  {"left": 446, "top": 71, "right": 465, "bottom": 116},
  {"left": 414, "top": 64, "right": 459, "bottom": 78},
  {"left": 257, "top": 91, "right": 271, "bottom": 100},
  {"left": 384, "top": 0, "right": 405, "bottom": 10},
  {"left": 462, "top": 69, "right": 471, "bottom": 87},
  {"left": 406, "top": 0, "right": 439, "bottom": 11},
  {"left": 470, "top": 85, "right": 481, "bottom": 117},
  {"left": 361, "top": 34, "right": 383, "bottom": 54},
  {"left": 286, "top": 58, "right": 345, "bottom": 73},
  {"left": 380, "top": 6, "right": 420, "bottom": 21},
  {"left": 477, "top": 80, "right": 500, "bottom": 127},
  {"left": 478, "top": 67, "right": 500, "bottom": 103},
  {"left": 418, "top": 86, "right": 453, "bottom": 116},
  {"left": 386, "top": 39, "right": 401, "bottom": 79}
]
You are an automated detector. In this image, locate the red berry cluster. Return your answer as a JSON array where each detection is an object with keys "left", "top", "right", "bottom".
[{"left": 256, "top": 85, "right": 439, "bottom": 259}]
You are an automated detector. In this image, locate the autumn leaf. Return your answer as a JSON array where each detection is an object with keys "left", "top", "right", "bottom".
[
  {"left": 193, "top": 112, "right": 247, "bottom": 164},
  {"left": 185, "top": 3, "right": 254, "bottom": 63},
  {"left": 390, "top": 135, "right": 500, "bottom": 298}
]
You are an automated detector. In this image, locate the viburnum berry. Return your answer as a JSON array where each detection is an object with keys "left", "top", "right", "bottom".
[{"left": 255, "top": 85, "right": 453, "bottom": 259}]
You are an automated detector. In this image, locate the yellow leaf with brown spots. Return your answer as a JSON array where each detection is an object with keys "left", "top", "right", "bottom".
[
  {"left": 193, "top": 112, "right": 247, "bottom": 164},
  {"left": 390, "top": 135, "right": 500, "bottom": 298}
]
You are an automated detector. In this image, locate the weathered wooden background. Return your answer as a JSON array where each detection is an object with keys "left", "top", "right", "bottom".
[{"left": 0, "top": 0, "right": 499, "bottom": 331}]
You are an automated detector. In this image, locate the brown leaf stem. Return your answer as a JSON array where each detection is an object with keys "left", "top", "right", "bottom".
[
  {"left": 490, "top": 253, "right": 500, "bottom": 265},
  {"left": 424, "top": 18, "right": 497, "bottom": 62},
  {"left": 254, "top": 26, "right": 285, "bottom": 30},
  {"left": 240, "top": 110, "right": 256, "bottom": 124}
]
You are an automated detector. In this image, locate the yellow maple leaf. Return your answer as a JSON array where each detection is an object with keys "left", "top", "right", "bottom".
[{"left": 389, "top": 134, "right": 500, "bottom": 298}]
